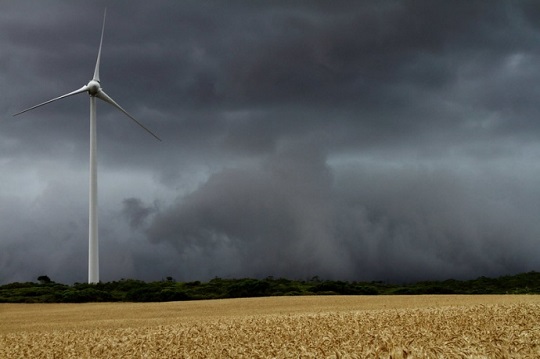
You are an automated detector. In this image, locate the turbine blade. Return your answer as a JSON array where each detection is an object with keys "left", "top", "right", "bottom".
[
  {"left": 93, "top": 8, "right": 107, "bottom": 82},
  {"left": 95, "top": 90, "right": 162, "bottom": 141},
  {"left": 13, "top": 85, "right": 89, "bottom": 116}
]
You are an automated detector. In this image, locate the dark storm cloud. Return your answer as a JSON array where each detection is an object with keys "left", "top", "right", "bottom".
[
  {"left": 147, "top": 142, "right": 540, "bottom": 282},
  {"left": 122, "top": 197, "right": 157, "bottom": 229},
  {"left": 146, "top": 142, "right": 348, "bottom": 280},
  {"left": 2, "top": 1, "right": 540, "bottom": 284},
  {"left": 334, "top": 162, "right": 540, "bottom": 281}
]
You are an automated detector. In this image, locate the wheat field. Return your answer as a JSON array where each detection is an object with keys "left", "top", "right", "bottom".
[{"left": 1, "top": 295, "right": 540, "bottom": 358}]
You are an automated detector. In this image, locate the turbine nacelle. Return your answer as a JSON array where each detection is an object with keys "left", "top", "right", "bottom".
[{"left": 87, "top": 80, "right": 101, "bottom": 96}]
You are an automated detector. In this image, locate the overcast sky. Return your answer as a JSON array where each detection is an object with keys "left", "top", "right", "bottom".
[{"left": 2, "top": 1, "right": 540, "bottom": 284}]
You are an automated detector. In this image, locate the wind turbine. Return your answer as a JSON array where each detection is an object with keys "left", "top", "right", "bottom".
[{"left": 13, "top": 9, "right": 161, "bottom": 284}]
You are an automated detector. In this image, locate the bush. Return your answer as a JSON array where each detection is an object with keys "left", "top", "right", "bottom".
[
  {"left": 227, "top": 279, "right": 271, "bottom": 298},
  {"left": 61, "top": 288, "right": 113, "bottom": 303}
]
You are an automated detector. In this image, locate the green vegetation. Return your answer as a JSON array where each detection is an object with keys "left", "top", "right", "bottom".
[{"left": 1, "top": 272, "right": 539, "bottom": 303}]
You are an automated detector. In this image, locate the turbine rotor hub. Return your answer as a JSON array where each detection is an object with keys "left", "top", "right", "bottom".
[{"left": 87, "top": 80, "right": 101, "bottom": 96}]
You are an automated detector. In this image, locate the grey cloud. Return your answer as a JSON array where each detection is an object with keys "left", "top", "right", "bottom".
[
  {"left": 122, "top": 197, "right": 157, "bottom": 230},
  {"left": 146, "top": 143, "right": 350, "bottom": 280},
  {"left": 146, "top": 143, "right": 540, "bottom": 282},
  {"left": 334, "top": 161, "right": 540, "bottom": 281},
  {"left": 3, "top": 1, "right": 540, "bottom": 284}
]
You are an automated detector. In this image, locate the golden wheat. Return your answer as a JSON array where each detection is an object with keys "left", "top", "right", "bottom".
[{"left": 1, "top": 295, "right": 540, "bottom": 358}]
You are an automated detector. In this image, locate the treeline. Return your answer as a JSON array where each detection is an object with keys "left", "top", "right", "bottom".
[{"left": 1, "top": 271, "right": 540, "bottom": 303}]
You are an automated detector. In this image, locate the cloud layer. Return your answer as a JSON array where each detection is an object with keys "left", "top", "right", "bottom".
[{"left": 2, "top": 1, "right": 540, "bottom": 283}]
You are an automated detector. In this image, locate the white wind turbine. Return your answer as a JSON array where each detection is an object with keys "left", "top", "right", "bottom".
[{"left": 13, "top": 9, "right": 161, "bottom": 284}]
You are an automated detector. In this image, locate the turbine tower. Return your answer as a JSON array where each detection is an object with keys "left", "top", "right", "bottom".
[{"left": 13, "top": 9, "right": 161, "bottom": 284}]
